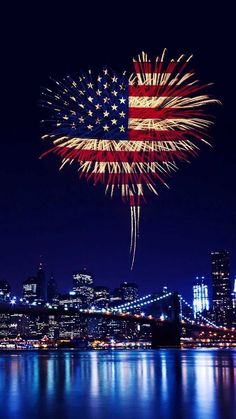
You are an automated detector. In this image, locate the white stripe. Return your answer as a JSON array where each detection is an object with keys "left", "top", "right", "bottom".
[
  {"left": 129, "top": 97, "right": 181, "bottom": 107},
  {"left": 56, "top": 138, "right": 196, "bottom": 152},
  {"left": 129, "top": 96, "right": 211, "bottom": 108},
  {"left": 129, "top": 73, "right": 194, "bottom": 86}
]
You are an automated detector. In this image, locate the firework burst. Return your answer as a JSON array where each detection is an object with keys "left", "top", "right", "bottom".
[{"left": 41, "top": 50, "right": 220, "bottom": 268}]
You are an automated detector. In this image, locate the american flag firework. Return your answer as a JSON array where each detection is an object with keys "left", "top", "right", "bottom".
[{"left": 41, "top": 50, "right": 220, "bottom": 268}]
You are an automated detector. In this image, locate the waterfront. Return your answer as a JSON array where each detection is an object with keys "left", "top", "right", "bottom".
[{"left": 0, "top": 350, "right": 235, "bottom": 419}]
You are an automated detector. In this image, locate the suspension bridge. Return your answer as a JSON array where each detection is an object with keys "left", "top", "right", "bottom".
[{"left": 0, "top": 291, "right": 235, "bottom": 348}]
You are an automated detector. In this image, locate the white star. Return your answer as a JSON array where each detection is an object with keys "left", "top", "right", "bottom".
[
  {"left": 112, "top": 90, "right": 118, "bottom": 96},
  {"left": 87, "top": 83, "right": 94, "bottom": 88},
  {"left": 79, "top": 116, "right": 84, "bottom": 123},
  {"left": 119, "top": 111, "right": 125, "bottom": 118},
  {"left": 95, "top": 104, "right": 102, "bottom": 110},
  {"left": 119, "top": 125, "right": 125, "bottom": 132},
  {"left": 112, "top": 76, "right": 118, "bottom": 82},
  {"left": 96, "top": 89, "right": 102, "bottom": 96},
  {"left": 87, "top": 124, "right": 93, "bottom": 130},
  {"left": 103, "top": 124, "right": 109, "bottom": 131},
  {"left": 88, "top": 110, "right": 93, "bottom": 116},
  {"left": 103, "top": 97, "right": 110, "bottom": 103},
  {"left": 111, "top": 104, "right": 118, "bottom": 111},
  {"left": 88, "top": 96, "right": 94, "bottom": 102},
  {"left": 111, "top": 119, "right": 117, "bottom": 125},
  {"left": 96, "top": 118, "right": 101, "bottom": 124},
  {"left": 103, "top": 69, "right": 108, "bottom": 75},
  {"left": 97, "top": 76, "right": 102, "bottom": 82},
  {"left": 119, "top": 97, "right": 126, "bottom": 104},
  {"left": 103, "top": 110, "right": 109, "bottom": 117},
  {"left": 103, "top": 82, "right": 109, "bottom": 89}
]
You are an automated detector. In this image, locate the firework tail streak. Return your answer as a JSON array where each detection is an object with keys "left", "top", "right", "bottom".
[{"left": 41, "top": 50, "right": 220, "bottom": 268}]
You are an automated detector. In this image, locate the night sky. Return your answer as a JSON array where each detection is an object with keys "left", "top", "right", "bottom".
[{"left": 0, "top": 3, "right": 235, "bottom": 301}]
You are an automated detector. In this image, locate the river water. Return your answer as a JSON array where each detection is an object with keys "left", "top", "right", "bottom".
[{"left": 0, "top": 349, "right": 235, "bottom": 419}]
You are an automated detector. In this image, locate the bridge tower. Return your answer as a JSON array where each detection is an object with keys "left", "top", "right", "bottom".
[{"left": 151, "top": 292, "right": 181, "bottom": 348}]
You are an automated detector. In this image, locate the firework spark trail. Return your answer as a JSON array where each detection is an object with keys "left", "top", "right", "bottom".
[{"left": 41, "top": 50, "right": 220, "bottom": 268}]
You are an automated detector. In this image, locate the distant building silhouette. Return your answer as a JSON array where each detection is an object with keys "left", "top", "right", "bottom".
[
  {"left": 211, "top": 250, "right": 232, "bottom": 326},
  {"left": 120, "top": 282, "right": 139, "bottom": 302},
  {"left": 110, "top": 287, "right": 122, "bottom": 306},
  {"left": 0, "top": 280, "right": 11, "bottom": 302},
  {"left": 93, "top": 286, "right": 110, "bottom": 309},
  {"left": 37, "top": 262, "right": 47, "bottom": 302},
  {"left": 232, "top": 277, "right": 236, "bottom": 309},
  {"left": 47, "top": 274, "right": 58, "bottom": 303},
  {"left": 22, "top": 277, "right": 40, "bottom": 303},
  {"left": 72, "top": 268, "right": 94, "bottom": 308}
]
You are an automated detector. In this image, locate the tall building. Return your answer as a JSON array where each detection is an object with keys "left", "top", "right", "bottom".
[
  {"left": 211, "top": 250, "right": 232, "bottom": 326},
  {"left": 59, "top": 293, "right": 82, "bottom": 309},
  {"left": 193, "top": 276, "right": 209, "bottom": 318},
  {"left": 72, "top": 269, "right": 94, "bottom": 308},
  {"left": 93, "top": 286, "right": 110, "bottom": 309},
  {"left": 120, "top": 282, "right": 139, "bottom": 302},
  {"left": 0, "top": 280, "right": 11, "bottom": 302},
  {"left": 22, "top": 277, "right": 40, "bottom": 304},
  {"left": 232, "top": 277, "right": 236, "bottom": 327},
  {"left": 47, "top": 274, "right": 58, "bottom": 303},
  {"left": 37, "top": 262, "right": 47, "bottom": 302},
  {"left": 232, "top": 277, "right": 236, "bottom": 309},
  {"left": 110, "top": 287, "right": 122, "bottom": 307}
]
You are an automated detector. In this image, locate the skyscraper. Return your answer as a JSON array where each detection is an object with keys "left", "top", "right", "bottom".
[
  {"left": 211, "top": 250, "right": 232, "bottom": 326},
  {"left": 22, "top": 277, "right": 40, "bottom": 303},
  {"left": 110, "top": 287, "right": 122, "bottom": 307},
  {"left": 47, "top": 274, "right": 58, "bottom": 303},
  {"left": 232, "top": 277, "right": 236, "bottom": 327},
  {"left": 193, "top": 276, "right": 209, "bottom": 318},
  {"left": 93, "top": 286, "right": 110, "bottom": 309},
  {"left": 37, "top": 262, "right": 47, "bottom": 302},
  {"left": 72, "top": 268, "right": 94, "bottom": 308},
  {"left": 232, "top": 277, "right": 236, "bottom": 309},
  {"left": 0, "top": 280, "right": 11, "bottom": 302},
  {"left": 120, "top": 282, "right": 139, "bottom": 302}
]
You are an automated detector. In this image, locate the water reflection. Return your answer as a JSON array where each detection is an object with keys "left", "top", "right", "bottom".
[{"left": 0, "top": 350, "right": 235, "bottom": 419}]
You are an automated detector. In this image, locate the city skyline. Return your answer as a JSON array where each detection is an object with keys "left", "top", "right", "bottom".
[{"left": 1, "top": 249, "right": 235, "bottom": 303}]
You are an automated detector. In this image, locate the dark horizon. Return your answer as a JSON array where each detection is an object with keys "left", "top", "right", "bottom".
[{"left": 0, "top": 4, "right": 235, "bottom": 302}]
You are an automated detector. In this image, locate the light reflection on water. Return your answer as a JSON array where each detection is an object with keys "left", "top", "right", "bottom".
[{"left": 0, "top": 349, "right": 235, "bottom": 419}]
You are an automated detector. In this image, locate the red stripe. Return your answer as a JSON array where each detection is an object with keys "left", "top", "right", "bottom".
[
  {"left": 54, "top": 147, "right": 188, "bottom": 162},
  {"left": 133, "top": 62, "right": 178, "bottom": 73},
  {"left": 128, "top": 85, "right": 200, "bottom": 97},
  {"left": 128, "top": 129, "right": 195, "bottom": 141},
  {"left": 130, "top": 195, "right": 135, "bottom": 206},
  {"left": 129, "top": 107, "right": 203, "bottom": 119}
]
